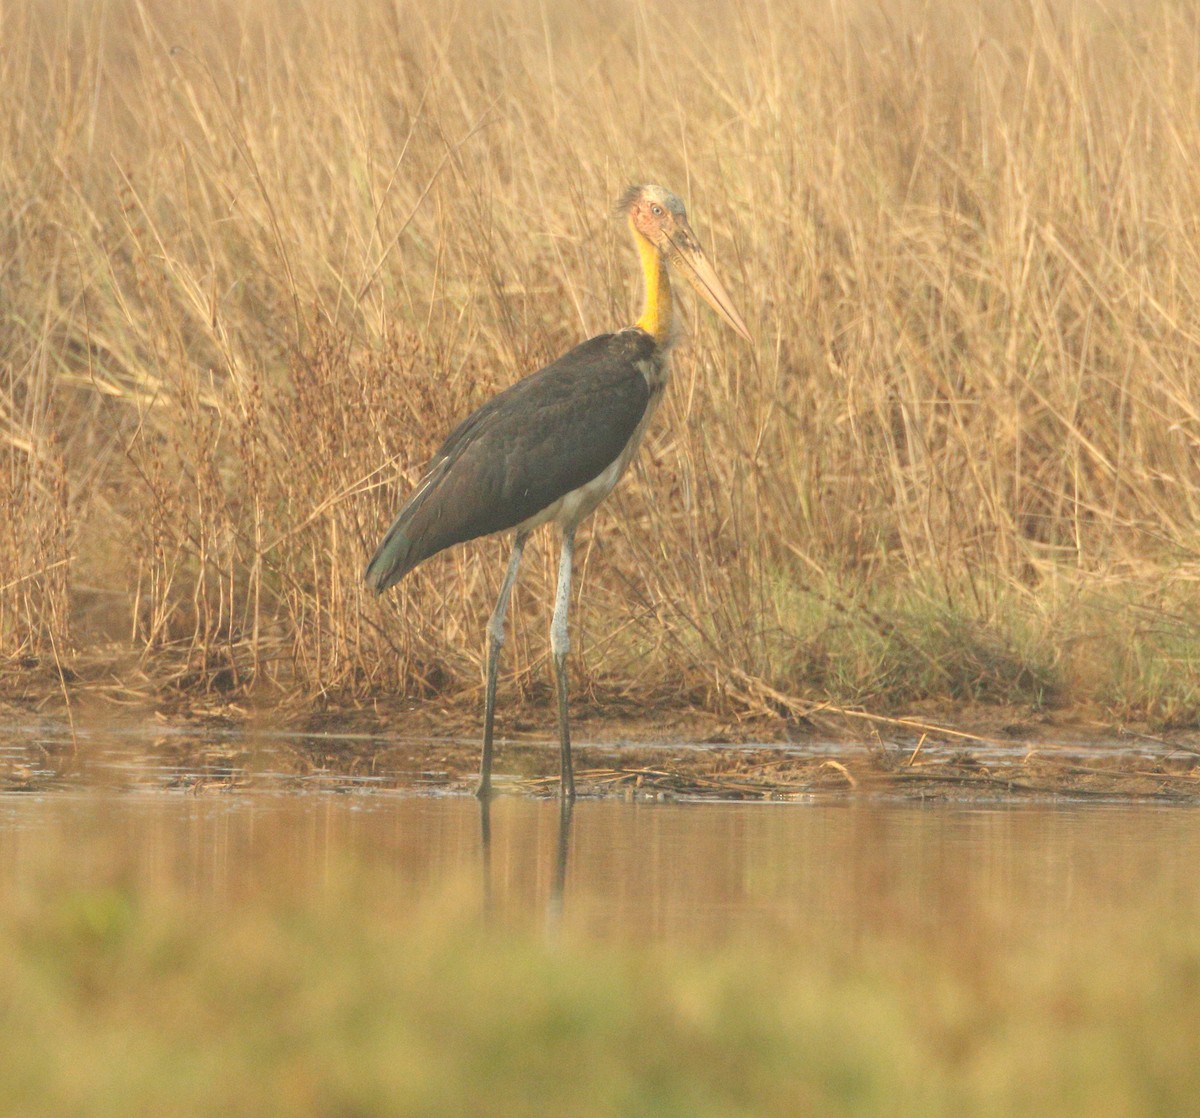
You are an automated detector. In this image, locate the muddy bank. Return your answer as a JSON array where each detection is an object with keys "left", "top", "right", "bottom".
[{"left": 2, "top": 690, "right": 1198, "bottom": 802}]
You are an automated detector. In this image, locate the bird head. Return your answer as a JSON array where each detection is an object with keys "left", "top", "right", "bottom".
[{"left": 620, "top": 184, "right": 752, "bottom": 343}]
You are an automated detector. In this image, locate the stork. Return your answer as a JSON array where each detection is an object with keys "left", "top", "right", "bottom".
[{"left": 366, "top": 184, "right": 752, "bottom": 799}]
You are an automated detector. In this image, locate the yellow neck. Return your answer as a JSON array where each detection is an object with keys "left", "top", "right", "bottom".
[{"left": 632, "top": 223, "right": 672, "bottom": 344}]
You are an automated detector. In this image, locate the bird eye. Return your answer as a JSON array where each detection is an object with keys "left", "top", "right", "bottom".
[{"left": 651, "top": 204, "right": 664, "bottom": 216}]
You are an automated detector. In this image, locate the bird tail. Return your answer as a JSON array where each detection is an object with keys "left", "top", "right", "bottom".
[
  {"left": 364, "top": 519, "right": 417, "bottom": 594},
  {"left": 364, "top": 472, "right": 438, "bottom": 594}
]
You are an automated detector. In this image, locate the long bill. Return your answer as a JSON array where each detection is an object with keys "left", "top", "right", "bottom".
[{"left": 665, "top": 223, "right": 753, "bottom": 344}]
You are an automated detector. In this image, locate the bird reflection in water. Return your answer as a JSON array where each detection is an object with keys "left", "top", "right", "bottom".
[{"left": 478, "top": 797, "right": 575, "bottom": 932}]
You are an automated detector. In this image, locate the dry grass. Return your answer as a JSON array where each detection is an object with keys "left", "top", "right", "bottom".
[{"left": 5, "top": 0, "right": 1200, "bottom": 720}]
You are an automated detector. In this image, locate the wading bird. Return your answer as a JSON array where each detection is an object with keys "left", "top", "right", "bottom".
[{"left": 365, "top": 184, "right": 752, "bottom": 799}]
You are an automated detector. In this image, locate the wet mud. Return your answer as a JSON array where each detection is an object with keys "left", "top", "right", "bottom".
[{"left": 1, "top": 701, "right": 1198, "bottom": 802}]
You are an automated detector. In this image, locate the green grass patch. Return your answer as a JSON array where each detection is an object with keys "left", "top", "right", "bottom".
[
  {"left": 759, "top": 569, "right": 1200, "bottom": 726},
  {"left": 2, "top": 863, "right": 1200, "bottom": 1116},
  {"left": 765, "top": 574, "right": 1059, "bottom": 709}
]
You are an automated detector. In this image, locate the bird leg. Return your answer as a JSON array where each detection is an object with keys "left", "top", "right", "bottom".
[
  {"left": 550, "top": 526, "right": 577, "bottom": 800},
  {"left": 478, "top": 532, "right": 528, "bottom": 799},
  {"left": 547, "top": 796, "right": 574, "bottom": 934}
]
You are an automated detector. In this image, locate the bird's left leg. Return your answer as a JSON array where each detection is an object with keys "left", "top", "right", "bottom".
[
  {"left": 478, "top": 532, "right": 528, "bottom": 799},
  {"left": 550, "top": 526, "right": 577, "bottom": 800}
]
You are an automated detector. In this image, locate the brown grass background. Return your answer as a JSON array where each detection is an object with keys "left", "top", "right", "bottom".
[{"left": 5, "top": 0, "right": 1200, "bottom": 720}]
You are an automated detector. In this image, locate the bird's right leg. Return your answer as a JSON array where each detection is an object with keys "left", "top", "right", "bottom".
[
  {"left": 550, "top": 526, "right": 577, "bottom": 801},
  {"left": 478, "top": 532, "right": 528, "bottom": 799}
]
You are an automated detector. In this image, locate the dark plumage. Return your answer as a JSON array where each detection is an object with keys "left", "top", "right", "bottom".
[{"left": 365, "top": 329, "right": 656, "bottom": 593}]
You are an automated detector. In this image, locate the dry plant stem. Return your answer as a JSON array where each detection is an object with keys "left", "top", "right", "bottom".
[{"left": 725, "top": 666, "right": 1019, "bottom": 751}]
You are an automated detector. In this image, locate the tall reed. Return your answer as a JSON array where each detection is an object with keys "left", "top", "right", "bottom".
[{"left": 4, "top": 0, "right": 1200, "bottom": 719}]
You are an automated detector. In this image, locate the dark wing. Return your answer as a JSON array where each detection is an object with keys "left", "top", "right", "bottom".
[{"left": 365, "top": 329, "right": 656, "bottom": 592}]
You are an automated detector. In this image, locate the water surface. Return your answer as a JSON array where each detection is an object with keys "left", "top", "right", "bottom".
[{"left": 3, "top": 785, "right": 1197, "bottom": 946}]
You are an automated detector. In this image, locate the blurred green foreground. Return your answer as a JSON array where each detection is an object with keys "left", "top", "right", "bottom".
[{"left": 1, "top": 796, "right": 1199, "bottom": 1117}]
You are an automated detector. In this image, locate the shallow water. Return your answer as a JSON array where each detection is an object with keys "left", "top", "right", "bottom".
[{"left": 3, "top": 744, "right": 1198, "bottom": 945}]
